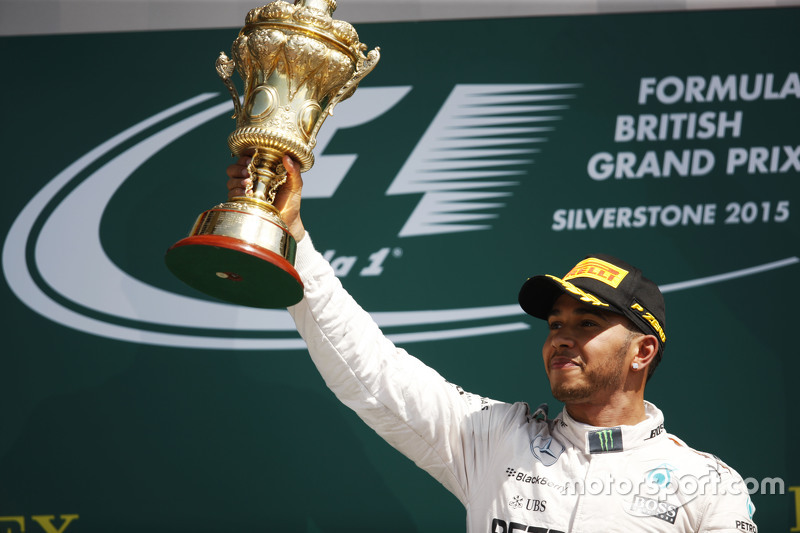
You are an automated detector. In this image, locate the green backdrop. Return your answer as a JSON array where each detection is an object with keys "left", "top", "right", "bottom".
[{"left": 1, "top": 6, "right": 798, "bottom": 531}]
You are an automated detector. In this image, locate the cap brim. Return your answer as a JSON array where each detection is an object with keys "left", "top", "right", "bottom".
[
  {"left": 519, "top": 274, "right": 623, "bottom": 321},
  {"left": 518, "top": 275, "right": 572, "bottom": 319}
]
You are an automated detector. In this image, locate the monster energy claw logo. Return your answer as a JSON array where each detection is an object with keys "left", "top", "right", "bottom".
[
  {"left": 599, "top": 430, "right": 613, "bottom": 450},
  {"left": 589, "top": 427, "right": 623, "bottom": 454}
]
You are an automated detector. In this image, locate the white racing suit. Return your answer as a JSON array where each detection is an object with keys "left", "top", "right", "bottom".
[{"left": 288, "top": 236, "right": 758, "bottom": 533}]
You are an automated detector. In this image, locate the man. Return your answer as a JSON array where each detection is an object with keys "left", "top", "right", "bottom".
[{"left": 227, "top": 155, "right": 758, "bottom": 532}]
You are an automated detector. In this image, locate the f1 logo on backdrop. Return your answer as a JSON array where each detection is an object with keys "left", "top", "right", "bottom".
[
  {"left": 4, "top": 83, "right": 796, "bottom": 349},
  {"left": 2, "top": 83, "right": 579, "bottom": 349},
  {"left": 309, "top": 83, "right": 580, "bottom": 237}
]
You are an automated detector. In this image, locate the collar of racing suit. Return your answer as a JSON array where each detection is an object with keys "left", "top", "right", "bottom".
[{"left": 553, "top": 401, "right": 668, "bottom": 454}]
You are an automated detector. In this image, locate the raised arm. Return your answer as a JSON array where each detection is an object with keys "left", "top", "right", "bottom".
[{"left": 225, "top": 157, "right": 524, "bottom": 505}]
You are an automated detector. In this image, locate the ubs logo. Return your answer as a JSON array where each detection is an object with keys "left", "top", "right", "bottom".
[{"left": 508, "top": 496, "right": 547, "bottom": 512}]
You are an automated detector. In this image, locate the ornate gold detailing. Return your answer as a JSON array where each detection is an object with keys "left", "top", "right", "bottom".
[
  {"left": 249, "top": 85, "right": 280, "bottom": 120},
  {"left": 217, "top": 0, "right": 379, "bottom": 209},
  {"left": 169, "top": 1, "right": 376, "bottom": 307},
  {"left": 216, "top": 52, "right": 242, "bottom": 119},
  {"left": 297, "top": 100, "right": 322, "bottom": 139}
]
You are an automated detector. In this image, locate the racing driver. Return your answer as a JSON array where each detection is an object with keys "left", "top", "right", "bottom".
[{"left": 227, "top": 155, "right": 758, "bottom": 532}]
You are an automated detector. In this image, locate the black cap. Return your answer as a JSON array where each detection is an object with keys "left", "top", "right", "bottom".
[{"left": 518, "top": 254, "right": 666, "bottom": 354}]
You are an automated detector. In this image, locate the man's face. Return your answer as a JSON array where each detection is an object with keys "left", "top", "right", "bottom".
[{"left": 542, "top": 294, "right": 637, "bottom": 404}]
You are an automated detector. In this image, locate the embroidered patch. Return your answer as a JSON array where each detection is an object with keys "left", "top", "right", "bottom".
[
  {"left": 564, "top": 258, "right": 629, "bottom": 288},
  {"left": 530, "top": 433, "right": 565, "bottom": 466},
  {"left": 588, "top": 427, "right": 624, "bottom": 453}
]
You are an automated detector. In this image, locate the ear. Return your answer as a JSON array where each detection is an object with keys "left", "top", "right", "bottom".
[{"left": 632, "top": 334, "right": 658, "bottom": 372}]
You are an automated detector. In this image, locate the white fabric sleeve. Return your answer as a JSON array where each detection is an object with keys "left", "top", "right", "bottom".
[
  {"left": 695, "top": 462, "right": 758, "bottom": 533},
  {"left": 287, "top": 234, "right": 522, "bottom": 505}
]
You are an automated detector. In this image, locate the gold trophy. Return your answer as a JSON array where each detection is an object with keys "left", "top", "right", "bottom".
[{"left": 166, "top": 0, "right": 379, "bottom": 308}]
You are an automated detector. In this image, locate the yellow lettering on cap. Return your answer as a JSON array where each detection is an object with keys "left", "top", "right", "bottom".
[
  {"left": 564, "top": 258, "right": 629, "bottom": 289},
  {"left": 548, "top": 275, "right": 609, "bottom": 308},
  {"left": 631, "top": 303, "right": 666, "bottom": 342}
]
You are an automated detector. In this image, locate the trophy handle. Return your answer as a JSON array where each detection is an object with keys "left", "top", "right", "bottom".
[
  {"left": 247, "top": 149, "right": 287, "bottom": 204},
  {"left": 308, "top": 47, "right": 381, "bottom": 144},
  {"left": 216, "top": 52, "right": 243, "bottom": 120}
]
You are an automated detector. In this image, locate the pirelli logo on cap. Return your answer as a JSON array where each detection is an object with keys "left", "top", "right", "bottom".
[{"left": 563, "top": 258, "right": 629, "bottom": 289}]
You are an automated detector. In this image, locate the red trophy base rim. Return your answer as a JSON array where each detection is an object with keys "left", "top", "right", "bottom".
[{"left": 165, "top": 234, "right": 304, "bottom": 309}]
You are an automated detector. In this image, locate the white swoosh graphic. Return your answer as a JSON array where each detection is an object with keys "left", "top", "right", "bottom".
[
  {"left": 3, "top": 94, "right": 530, "bottom": 348},
  {"left": 3, "top": 95, "right": 797, "bottom": 350},
  {"left": 658, "top": 257, "right": 799, "bottom": 292},
  {"left": 3, "top": 93, "right": 284, "bottom": 347},
  {"left": 35, "top": 98, "right": 296, "bottom": 331},
  {"left": 2, "top": 94, "right": 296, "bottom": 349}
]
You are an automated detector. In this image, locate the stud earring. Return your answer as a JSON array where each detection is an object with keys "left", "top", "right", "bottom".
[{"left": 632, "top": 363, "right": 639, "bottom": 370}]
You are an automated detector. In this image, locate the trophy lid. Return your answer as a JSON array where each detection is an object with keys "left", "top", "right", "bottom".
[
  {"left": 243, "top": 1, "right": 365, "bottom": 61},
  {"left": 299, "top": 0, "right": 337, "bottom": 14}
]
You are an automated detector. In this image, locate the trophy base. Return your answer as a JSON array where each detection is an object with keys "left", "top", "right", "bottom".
[
  {"left": 166, "top": 235, "right": 303, "bottom": 308},
  {"left": 165, "top": 199, "right": 304, "bottom": 308}
]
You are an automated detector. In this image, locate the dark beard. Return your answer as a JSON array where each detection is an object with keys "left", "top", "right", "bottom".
[{"left": 550, "top": 333, "right": 633, "bottom": 403}]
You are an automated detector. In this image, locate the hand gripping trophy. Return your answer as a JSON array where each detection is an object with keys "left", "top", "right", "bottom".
[{"left": 165, "top": 0, "right": 379, "bottom": 308}]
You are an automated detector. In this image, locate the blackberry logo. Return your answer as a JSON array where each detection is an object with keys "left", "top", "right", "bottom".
[{"left": 505, "top": 467, "right": 569, "bottom": 495}]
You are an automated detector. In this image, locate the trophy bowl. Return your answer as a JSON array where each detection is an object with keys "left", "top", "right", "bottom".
[{"left": 165, "top": 0, "right": 379, "bottom": 308}]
